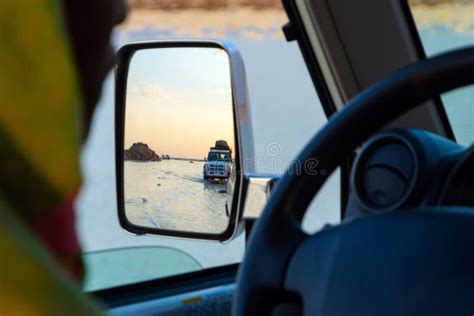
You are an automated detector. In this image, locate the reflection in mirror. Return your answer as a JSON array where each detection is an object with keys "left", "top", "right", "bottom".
[{"left": 124, "top": 47, "right": 235, "bottom": 234}]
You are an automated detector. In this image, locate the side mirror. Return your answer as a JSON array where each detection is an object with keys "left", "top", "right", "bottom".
[{"left": 115, "top": 40, "right": 253, "bottom": 241}]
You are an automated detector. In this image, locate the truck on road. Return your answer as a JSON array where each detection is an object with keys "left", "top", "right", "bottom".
[{"left": 203, "top": 140, "right": 232, "bottom": 180}]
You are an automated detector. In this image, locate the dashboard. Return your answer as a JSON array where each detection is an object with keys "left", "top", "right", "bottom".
[
  {"left": 96, "top": 264, "right": 238, "bottom": 316},
  {"left": 345, "top": 128, "right": 473, "bottom": 220}
]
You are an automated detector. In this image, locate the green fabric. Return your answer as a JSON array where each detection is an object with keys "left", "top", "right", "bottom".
[{"left": 0, "top": 0, "right": 103, "bottom": 314}]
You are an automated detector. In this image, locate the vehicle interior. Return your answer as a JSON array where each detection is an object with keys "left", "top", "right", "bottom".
[
  {"left": 4, "top": 0, "right": 471, "bottom": 315},
  {"left": 93, "top": 0, "right": 473, "bottom": 314}
]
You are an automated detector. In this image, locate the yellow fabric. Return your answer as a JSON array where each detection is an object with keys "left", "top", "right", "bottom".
[
  {"left": 0, "top": 0, "right": 102, "bottom": 314},
  {"left": 0, "top": 0, "right": 81, "bottom": 196}
]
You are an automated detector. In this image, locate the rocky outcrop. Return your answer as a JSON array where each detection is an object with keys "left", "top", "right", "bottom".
[{"left": 124, "top": 142, "right": 161, "bottom": 161}]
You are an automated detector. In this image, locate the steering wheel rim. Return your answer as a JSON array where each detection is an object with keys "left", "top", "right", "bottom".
[{"left": 234, "top": 47, "right": 474, "bottom": 315}]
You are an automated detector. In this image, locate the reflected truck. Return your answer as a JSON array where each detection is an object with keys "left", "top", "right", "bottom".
[{"left": 203, "top": 140, "right": 232, "bottom": 181}]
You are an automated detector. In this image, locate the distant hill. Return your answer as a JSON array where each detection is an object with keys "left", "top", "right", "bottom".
[{"left": 124, "top": 142, "right": 161, "bottom": 161}]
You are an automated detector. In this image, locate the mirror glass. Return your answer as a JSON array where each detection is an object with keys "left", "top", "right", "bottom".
[{"left": 123, "top": 47, "right": 235, "bottom": 235}]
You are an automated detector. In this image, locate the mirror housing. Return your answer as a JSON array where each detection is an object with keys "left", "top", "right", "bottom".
[{"left": 115, "top": 40, "right": 254, "bottom": 242}]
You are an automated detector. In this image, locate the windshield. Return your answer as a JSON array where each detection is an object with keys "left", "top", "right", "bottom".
[
  {"left": 77, "top": 1, "right": 334, "bottom": 291},
  {"left": 208, "top": 152, "right": 231, "bottom": 161}
]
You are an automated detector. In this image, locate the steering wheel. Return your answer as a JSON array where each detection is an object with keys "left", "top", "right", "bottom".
[{"left": 234, "top": 47, "right": 474, "bottom": 315}]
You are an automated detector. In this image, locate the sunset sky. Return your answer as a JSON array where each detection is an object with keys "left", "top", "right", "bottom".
[{"left": 125, "top": 47, "right": 235, "bottom": 159}]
